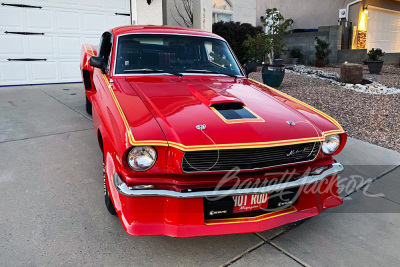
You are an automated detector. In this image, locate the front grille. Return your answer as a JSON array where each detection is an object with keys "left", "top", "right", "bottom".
[{"left": 182, "top": 142, "right": 320, "bottom": 173}]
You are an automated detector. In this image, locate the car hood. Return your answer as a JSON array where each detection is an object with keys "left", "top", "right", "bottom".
[{"left": 117, "top": 76, "right": 342, "bottom": 150}]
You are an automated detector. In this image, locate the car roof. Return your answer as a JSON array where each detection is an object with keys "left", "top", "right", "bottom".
[{"left": 109, "top": 25, "right": 223, "bottom": 39}]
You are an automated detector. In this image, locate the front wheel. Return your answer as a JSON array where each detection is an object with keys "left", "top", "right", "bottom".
[{"left": 103, "top": 161, "right": 117, "bottom": 215}]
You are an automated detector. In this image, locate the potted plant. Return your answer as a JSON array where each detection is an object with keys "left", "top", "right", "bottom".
[
  {"left": 365, "top": 48, "right": 385, "bottom": 74},
  {"left": 259, "top": 8, "right": 293, "bottom": 87},
  {"left": 314, "top": 37, "right": 331, "bottom": 67},
  {"left": 289, "top": 48, "right": 302, "bottom": 65}
]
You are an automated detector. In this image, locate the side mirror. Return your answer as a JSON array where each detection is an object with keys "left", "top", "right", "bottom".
[
  {"left": 89, "top": 56, "right": 106, "bottom": 73},
  {"left": 244, "top": 62, "right": 256, "bottom": 77}
]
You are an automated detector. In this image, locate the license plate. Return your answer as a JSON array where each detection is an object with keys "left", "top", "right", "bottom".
[{"left": 232, "top": 193, "right": 268, "bottom": 213}]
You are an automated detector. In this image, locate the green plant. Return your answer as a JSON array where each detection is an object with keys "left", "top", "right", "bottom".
[
  {"left": 261, "top": 8, "right": 293, "bottom": 63},
  {"left": 212, "top": 21, "right": 263, "bottom": 64},
  {"left": 289, "top": 48, "right": 302, "bottom": 59},
  {"left": 243, "top": 33, "right": 271, "bottom": 64},
  {"left": 315, "top": 37, "right": 331, "bottom": 60},
  {"left": 367, "top": 48, "right": 385, "bottom": 61}
]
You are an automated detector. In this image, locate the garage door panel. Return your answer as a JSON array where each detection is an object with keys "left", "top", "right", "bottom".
[
  {"left": 0, "top": 61, "right": 30, "bottom": 84},
  {"left": 32, "top": 61, "right": 58, "bottom": 82},
  {"left": 83, "top": 14, "right": 107, "bottom": 32},
  {"left": 105, "top": 0, "right": 130, "bottom": 12},
  {"left": 56, "top": 11, "right": 81, "bottom": 32},
  {"left": 0, "top": 34, "right": 25, "bottom": 56},
  {"left": 59, "top": 61, "right": 80, "bottom": 80},
  {"left": 107, "top": 15, "right": 130, "bottom": 29},
  {"left": 30, "top": 36, "right": 55, "bottom": 56},
  {"left": 0, "top": 7, "right": 24, "bottom": 29},
  {"left": 58, "top": 36, "right": 82, "bottom": 56},
  {"left": 7, "top": 0, "right": 130, "bottom": 13},
  {"left": 26, "top": 9, "right": 52, "bottom": 30}
]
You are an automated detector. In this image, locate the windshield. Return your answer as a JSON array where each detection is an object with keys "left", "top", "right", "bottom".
[{"left": 114, "top": 34, "right": 243, "bottom": 76}]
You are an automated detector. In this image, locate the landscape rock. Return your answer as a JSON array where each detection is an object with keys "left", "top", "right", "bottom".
[{"left": 339, "top": 63, "right": 363, "bottom": 84}]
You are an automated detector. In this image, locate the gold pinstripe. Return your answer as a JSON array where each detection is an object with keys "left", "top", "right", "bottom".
[
  {"left": 83, "top": 44, "right": 95, "bottom": 56},
  {"left": 205, "top": 206, "right": 297, "bottom": 225}
]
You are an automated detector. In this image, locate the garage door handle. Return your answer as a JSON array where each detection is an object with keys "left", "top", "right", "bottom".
[
  {"left": 8, "top": 58, "right": 47, "bottom": 61},
  {"left": 115, "top": 12, "right": 130, "bottom": 16},
  {"left": 5, "top": 31, "right": 44, "bottom": 35},
  {"left": 1, "top": 3, "right": 42, "bottom": 9}
]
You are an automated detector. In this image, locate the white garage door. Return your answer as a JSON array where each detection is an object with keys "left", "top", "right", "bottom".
[
  {"left": 0, "top": 0, "right": 130, "bottom": 86},
  {"left": 366, "top": 6, "right": 400, "bottom": 53}
]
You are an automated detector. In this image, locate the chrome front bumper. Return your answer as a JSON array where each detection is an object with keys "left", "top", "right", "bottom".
[{"left": 113, "top": 162, "right": 343, "bottom": 198}]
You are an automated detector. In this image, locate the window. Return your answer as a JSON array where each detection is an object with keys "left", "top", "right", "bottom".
[{"left": 212, "top": 0, "right": 233, "bottom": 23}]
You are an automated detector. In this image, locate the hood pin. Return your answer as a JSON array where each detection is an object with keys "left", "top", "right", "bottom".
[{"left": 286, "top": 121, "right": 296, "bottom": 126}]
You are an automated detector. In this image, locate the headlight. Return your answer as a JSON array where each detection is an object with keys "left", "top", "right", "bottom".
[
  {"left": 322, "top": 134, "right": 341, "bottom": 155},
  {"left": 127, "top": 146, "right": 157, "bottom": 171}
]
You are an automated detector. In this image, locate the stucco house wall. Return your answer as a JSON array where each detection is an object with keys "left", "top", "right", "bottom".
[
  {"left": 231, "top": 0, "right": 257, "bottom": 25},
  {"left": 256, "top": 0, "right": 359, "bottom": 29}
]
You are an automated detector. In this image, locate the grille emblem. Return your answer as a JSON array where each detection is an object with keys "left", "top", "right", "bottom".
[{"left": 286, "top": 148, "right": 307, "bottom": 157}]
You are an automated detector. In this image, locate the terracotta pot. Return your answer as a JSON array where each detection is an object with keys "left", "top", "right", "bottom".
[{"left": 315, "top": 59, "right": 326, "bottom": 67}]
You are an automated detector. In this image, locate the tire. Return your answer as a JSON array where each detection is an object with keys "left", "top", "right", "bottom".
[
  {"left": 103, "top": 161, "right": 117, "bottom": 215},
  {"left": 85, "top": 96, "right": 92, "bottom": 115}
]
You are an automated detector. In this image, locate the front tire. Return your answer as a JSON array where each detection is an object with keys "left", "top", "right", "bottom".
[
  {"left": 85, "top": 96, "right": 92, "bottom": 115},
  {"left": 103, "top": 161, "right": 117, "bottom": 215}
]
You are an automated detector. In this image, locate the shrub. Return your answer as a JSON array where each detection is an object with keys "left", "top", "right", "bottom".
[
  {"left": 315, "top": 37, "right": 331, "bottom": 60},
  {"left": 289, "top": 48, "right": 302, "bottom": 59},
  {"left": 212, "top": 21, "right": 263, "bottom": 64},
  {"left": 243, "top": 33, "right": 271, "bottom": 64},
  {"left": 367, "top": 48, "right": 385, "bottom": 61}
]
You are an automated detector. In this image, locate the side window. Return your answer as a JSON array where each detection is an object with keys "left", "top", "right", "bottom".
[{"left": 98, "top": 32, "right": 113, "bottom": 72}]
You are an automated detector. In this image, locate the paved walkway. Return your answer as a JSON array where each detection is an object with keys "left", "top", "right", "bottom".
[{"left": 0, "top": 84, "right": 399, "bottom": 266}]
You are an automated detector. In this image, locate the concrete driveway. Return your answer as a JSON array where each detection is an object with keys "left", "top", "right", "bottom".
[{"left": 1, "top": 84, "right": 399, "bottom": 266}]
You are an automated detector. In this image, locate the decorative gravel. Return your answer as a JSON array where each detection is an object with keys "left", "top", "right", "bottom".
[
  {"left": 249, "top": 68, "right": 400, "bottom": 152},
  {"left": 289, "top": 65, "right": 400, "bottom": 95},
  {"left": 307, "top": 64, "right": 400, "bottom": 89}
]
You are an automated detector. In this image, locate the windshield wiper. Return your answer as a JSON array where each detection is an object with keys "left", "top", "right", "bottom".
[
  {"left": 123, "top": 68, "right": 182, "bottom": 77},
  {"left": 184, "top": 69, "right": 238, "bottom": 79}
]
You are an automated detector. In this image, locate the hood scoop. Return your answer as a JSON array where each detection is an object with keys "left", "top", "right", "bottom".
[
  {"left": 211, "top": 102, "right": 259, "bottom": 121},
  {"left": 188, "top": 84, "right": 241, "bottom": 107},
  {"left": 188, "top": 84, "right": 263, "bottom": 123}
]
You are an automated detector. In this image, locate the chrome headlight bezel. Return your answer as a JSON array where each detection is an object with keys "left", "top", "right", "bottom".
[
  {"left": 127, "top": 146, "right": 157, "bottom": 171},
  {"left": 321, "top": 134, "right": 341, "bottom": 155}
]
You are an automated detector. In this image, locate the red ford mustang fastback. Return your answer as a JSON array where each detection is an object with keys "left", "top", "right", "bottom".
[{"left": 80, "top": 25, "right": 346, "bottom": 237}]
